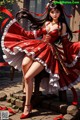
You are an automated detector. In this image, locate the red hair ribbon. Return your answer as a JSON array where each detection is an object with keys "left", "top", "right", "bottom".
[
  {"left": 30, "top": 10, "right": 47, "bottom": 17},
  {"left": 0, "top": 62, "right": 8, "bottom": 67}
]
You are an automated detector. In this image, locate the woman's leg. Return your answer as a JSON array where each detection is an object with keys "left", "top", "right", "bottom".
[
  {"left": 22, "top": 56, "right": 33, "bottom": 75},
  {"left": 23, "top": 61, "right": 44, "bottom": 114},
  {"left": 22, "top": 56, "right": 33, "bottom": 92}
]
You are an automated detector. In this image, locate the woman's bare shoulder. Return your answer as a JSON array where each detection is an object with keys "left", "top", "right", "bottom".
[{"left": 45, "top": 21, "right": 50, "bottom": 26}]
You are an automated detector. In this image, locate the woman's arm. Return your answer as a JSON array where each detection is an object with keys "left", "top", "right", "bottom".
[
  {"left": 22, "top": 28, "right": 43, "bottom": 39},
  {"left": 61, "top": 23, "right": 67, "bottom": 36},
  {"left": 60, "top": 23, "right": 69, "bottom": 41}
]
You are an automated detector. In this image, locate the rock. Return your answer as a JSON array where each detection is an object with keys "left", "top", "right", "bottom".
[
  {"left": 18, "top": 93, "right": 25, "bottom": 101},
  {"left": 6, "top": 96, "right": 11, "bottom": 103},
  {"left": 15, "top": 99, "right": 24, "bottom": 109},
  {"left": 0, "top": 92, "right": 7, "bottom": 101},
  {"left": 13, "top": 93, "right": 19, "bottom": 99},
  {"left": 10, "top": 93, "right": 14, "bottom": 97},
  {"left": 10, "top": 97, "right": 16, "bottom": 105},
  {"left": 63, "top": 114, "right": 74, "bottom": 120},
  {"left": 67, "top": 105, "right": 78, "bottom": 116},
  {"left": 60, "top": 104, "right": 68, "bottom": 114},
  {"left": 12, "top": 105, "right": 18, "bottom": 109}
]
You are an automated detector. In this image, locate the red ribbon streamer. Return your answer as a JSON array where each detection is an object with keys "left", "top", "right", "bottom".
[
  {"left": 1, "top": 18, "right": 9, "bottom": 31},
  {"left": 72, "top": 30, "right": 80, "bottom": 33},
  {"left": 0, "top": 62, "right": 8, "bottom": 67},
  {"left": 0, "top": 6, "right": 14, "bottom": 19}
]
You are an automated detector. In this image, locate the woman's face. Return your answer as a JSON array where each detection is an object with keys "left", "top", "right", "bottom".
[{"left": 49, "top": 8, "right": 60, "bottom": 21}]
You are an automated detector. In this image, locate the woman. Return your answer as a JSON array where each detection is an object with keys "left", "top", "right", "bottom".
[{"left": 0, "top": 0, "right": 80, "bottom": 119}]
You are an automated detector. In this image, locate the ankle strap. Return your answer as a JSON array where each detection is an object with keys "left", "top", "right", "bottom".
[{"left": 25, "top": 105, "right": 31, "bottom": 106}]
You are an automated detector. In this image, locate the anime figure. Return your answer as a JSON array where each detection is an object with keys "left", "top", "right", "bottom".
[{"left": 0, "top": 0, "right": 80, "bottom": 119}]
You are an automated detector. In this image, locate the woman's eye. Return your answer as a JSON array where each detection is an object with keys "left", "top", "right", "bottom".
[
  {"left": 50, "top": 11, "right": 59, "bottom": 14},
  {"left": 51, "top": 11, "right": 54, "bottom": 14},
  {"left": 56, "top": 11, "right": 59, "bottom": 13}
]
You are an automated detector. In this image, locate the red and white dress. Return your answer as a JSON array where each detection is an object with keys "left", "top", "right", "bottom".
[{"left": 1, "top": 7, "right": 80, "bottom": 93}]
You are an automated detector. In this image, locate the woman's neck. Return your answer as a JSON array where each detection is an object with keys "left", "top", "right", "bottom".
[{"left": 52, "top": 20, "right": 58, "bottom": 24}]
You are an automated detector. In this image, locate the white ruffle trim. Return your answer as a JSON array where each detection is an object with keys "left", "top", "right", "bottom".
[
  {"left": 1, "top": 19, "right": 17, "bottom": 51},
  {"left": 65, "top": 50, "right": 80, "bottom": 67}
]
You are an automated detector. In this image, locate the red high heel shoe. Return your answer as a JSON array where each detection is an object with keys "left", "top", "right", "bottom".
[
  {"left": 20, "top": 105, "right": 32, "bottom": 119},
  {"left": 53, "top": 115, "right": 63, "bottom": 120}
]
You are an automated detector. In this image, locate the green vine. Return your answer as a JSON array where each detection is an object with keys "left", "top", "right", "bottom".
[
  {"left": 16, "top": 0, "right": 23, "bottom": 3},
  {"left": 0, "top": 0, "right": 14, "bottom": 6}
]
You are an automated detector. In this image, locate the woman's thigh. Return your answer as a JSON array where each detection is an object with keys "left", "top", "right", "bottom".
[
  {"left": 22, "top": 55, "right": 33, "bottom": 74},
  {"left": 24, "top": 61, "right": 44, "bottom": 80}
]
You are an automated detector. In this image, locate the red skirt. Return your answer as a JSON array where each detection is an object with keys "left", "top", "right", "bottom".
[{"left": 1, "top": 19, "right": 80, "bottom": 92}]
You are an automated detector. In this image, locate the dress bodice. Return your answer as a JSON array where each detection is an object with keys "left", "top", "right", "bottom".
[{"left": 41, "top": 27, "right": 59, "bottom": 44}]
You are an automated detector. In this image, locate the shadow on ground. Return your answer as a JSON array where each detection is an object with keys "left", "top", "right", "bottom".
[{"left": 0, "top": 70, "right": 22, "bottom": 90}]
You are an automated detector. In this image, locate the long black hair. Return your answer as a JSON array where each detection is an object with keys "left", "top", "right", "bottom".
[{"left": 16, "top": 1, "right": 73, "bottom": 41}]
